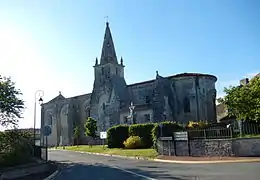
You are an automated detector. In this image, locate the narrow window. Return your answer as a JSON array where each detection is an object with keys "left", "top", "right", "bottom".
[
  {"left": 145, "top": 114, "right": 151, "bottom": 122},
  {"left": 102, "top": 103, "right": 106, "bottom": 111},
  {"left": 48, "top": 115, "right": 52, "bottom": 126},
  {"left": 124, "top": 116, "right": 128, "bottom": 124},
  {"left": 183, "top": 96, "right": 191, "bottom": 113},
  {"left": 86, "top": 107, "right": 90, "bottom": 118},
  {"left": 163, "top": 114, "right": 167, "bottom": 121},
  {"left": 116, "top": 68, "right": 118, "bottom": 75},
  {"left": 145, "top": 96, "right": 150, "bottom": 104},
  {"left": 102, "top": 67, "right": 104, "bottom": 75}
]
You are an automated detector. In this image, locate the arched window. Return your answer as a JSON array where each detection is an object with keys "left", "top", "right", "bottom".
[
  {"left": 183, "top": 96, "right": 190, "bottom": 113},
  {"left": 48, "top": 115, "right": 53, "bottom": 126},
  {"left": 86, "top": 107, "right": 90, "bottom": 118}
]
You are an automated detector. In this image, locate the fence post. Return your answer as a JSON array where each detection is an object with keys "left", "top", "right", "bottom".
[
  {"left": 168, "top": 140, "right": 171, "bottom": 156},
  {"left": 230, "top": 126, "right": 233, "bottom": 138},
  {"left": 45, "top": 135, "right": 48, "bottom": 162},
  {"left": 187, "top": 133, "right": 190, "bottom": 156},
  {"left": 173, "top": 133, "right": 177, "bottom": 156},
  {"left": 238, "top": 120, "right": 243, "bottom": 137}
]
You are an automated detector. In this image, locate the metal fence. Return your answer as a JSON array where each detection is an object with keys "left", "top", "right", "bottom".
[{"left": 186, "top": 122, "right": 260, "bottom": 140}]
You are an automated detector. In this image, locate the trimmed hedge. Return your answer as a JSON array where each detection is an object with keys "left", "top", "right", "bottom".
[
  {"left": 107, "top": 125, "right": 129, "bottom": 148},
  {"left": 152, "top": 121, "right": 184, "bottom": 147},
  {"left": 129, "top": 123, "right": 155, "bottom": 148}
]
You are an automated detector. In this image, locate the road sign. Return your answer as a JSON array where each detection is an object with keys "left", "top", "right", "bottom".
[
  {"left": 160, "top": 137, "right": 173, "bottom": 141},
  {"left": 42, "top": 125, "right": 52, "bottom": 136},
  {"left": 174, "top": 131, "right": 188, "bottom": 141},
  {"left": 100, "top": 131, "right": 107, "bottom": 139}
]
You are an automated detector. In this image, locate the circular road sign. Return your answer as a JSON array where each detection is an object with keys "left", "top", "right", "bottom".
[{"left": 43, "top": 125, "right": 52, "bottom": 136}]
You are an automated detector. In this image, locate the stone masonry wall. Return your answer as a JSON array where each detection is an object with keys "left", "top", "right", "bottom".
[
  {"left": 232, "top": 138, "right": 260, "bottom": 157},
  {"left": 157, "top": 138, "right": 260, "bottom": 157}
]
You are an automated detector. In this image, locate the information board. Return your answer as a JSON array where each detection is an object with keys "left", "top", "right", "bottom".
[
  {"left": 100, "top": 132, "right": 107, "bottom": 139},
  {"left": 174, "top": 132, "right": 188, "bottom": 141}
]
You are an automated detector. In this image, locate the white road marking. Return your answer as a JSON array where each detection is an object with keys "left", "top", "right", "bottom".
[{"left": 112, "top": 166, "right": 157, "bottom": 180}]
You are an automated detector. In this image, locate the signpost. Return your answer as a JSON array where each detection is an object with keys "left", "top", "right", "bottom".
[
  {"left": 42, "top": 125, "right": 52, "bottom": 162},
  {"left": 100, "top": 131, "right": 107, "bottom": 148},
  {"left": 160, "top": 136, "right": 173, "bottom": 156},
  {"left": 174, "top": 131, "right": 190, "bottom": 156}
]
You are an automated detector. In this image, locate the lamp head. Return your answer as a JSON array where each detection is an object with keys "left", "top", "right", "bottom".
[{"left": 38, "top": 97, "right": 43, "bottom": 105}]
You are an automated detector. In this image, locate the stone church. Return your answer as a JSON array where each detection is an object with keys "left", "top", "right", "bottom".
[{"left": 41, "top": 22, "right": 217, "bottom": 146}]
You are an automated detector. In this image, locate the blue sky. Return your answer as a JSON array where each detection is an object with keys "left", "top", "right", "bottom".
[{"left": 0, "top": 0, "right": 259, "bottom": 129}]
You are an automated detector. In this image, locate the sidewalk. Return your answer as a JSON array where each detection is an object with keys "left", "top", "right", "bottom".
[
  {"left": 0, "top": 160, "right": 57, "bottom": 180},
  {"left": 155, "top": 155, "right": 260, "bottom": 164}
]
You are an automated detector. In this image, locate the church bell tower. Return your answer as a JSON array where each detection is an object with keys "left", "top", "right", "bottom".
[{"left": 90, "top": 22, "right": 127, "bottom": 131}]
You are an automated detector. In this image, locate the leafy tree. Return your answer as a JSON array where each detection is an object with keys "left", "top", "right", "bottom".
[
  {"left": 219, "top": 76, "right": 260, "bottom": 122},
  {"left": 73, "top": 126, "right": 80, "bottom": 146},
  {"left": 84, "top": 117, "right": 97, "bottom": 137},
  {"left": 0, "top": 75, "right": 24, "bottom": 127}
]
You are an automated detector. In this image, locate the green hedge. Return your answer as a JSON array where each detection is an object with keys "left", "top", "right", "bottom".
[
  {"left": 152, "top": 121, "right": 184, "bottom": 147},
  {"left": 107, "top": 121, "right": 185, "bottom": 149},
  {"left": 129, "top": 123, "right": 155, "bottom": 148},
  {"left": 0, "top": 130, "right": 34, "bottom": 168},
  {"left": 107, "top": 125, "right": 129, "bottom": 148}
]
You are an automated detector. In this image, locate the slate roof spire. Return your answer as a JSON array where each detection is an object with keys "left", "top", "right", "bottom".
[{"left": 100, "top": 22, "right": 118, "bottom": 65}]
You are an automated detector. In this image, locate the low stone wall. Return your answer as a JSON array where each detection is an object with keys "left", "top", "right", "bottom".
[
  {"left": 232, "top": 138, "right": 260, "bottom": 157},
  {"left": 81, "top": 136, "right": 105, "bottom": 146},
  {"left": 157, "top": 138, "right": 260, "bottom": 157}
]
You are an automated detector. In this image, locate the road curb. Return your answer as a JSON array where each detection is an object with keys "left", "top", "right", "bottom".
[
  {"left": 49, "top": 149, "right": 152, "bottom": 161},
  {"left": 153, "top": 158, "right": 260, "bottom": 164},
  {"left": 50, "top": 149, "right": 260, "bottom": 164},
  {"left": 43, "top": 170, "right": 59, "bottom": 180}
]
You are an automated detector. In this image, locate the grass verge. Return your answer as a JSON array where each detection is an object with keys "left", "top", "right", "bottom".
[{"left": 54, "top": 145, "right": 158, "bottom": 159}]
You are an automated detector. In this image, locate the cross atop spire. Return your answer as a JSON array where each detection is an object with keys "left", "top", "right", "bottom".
[
  {"left": 100, "top": 22, "right": 118, "bottom": 65},
  {"left": 104, "top": 16, "right": 109, "bottom": 23}
]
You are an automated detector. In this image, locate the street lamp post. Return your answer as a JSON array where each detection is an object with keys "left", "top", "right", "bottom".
[{"left": 33, "top": 90, "right": 44, "bottom": 156}]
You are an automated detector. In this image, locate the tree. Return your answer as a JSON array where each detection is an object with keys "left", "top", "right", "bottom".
[
  {"left": 73, "top": 126, "right": 80, "bottom": 146},
  {"left": 84, "top": 117, "right": 97, "bottom": 137},
  {"left": 0, "top": 75, "right": 24, "bottom": 127},
  {"left": 219, "top": 76, "right": 260, "bottom": 122}
]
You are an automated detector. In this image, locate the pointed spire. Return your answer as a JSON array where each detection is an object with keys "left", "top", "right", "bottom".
[
  {"left": 156, "top": 71, "right": 159, "bottom": 77},
  {"left": 95, "top": 57, "right": 98, "bottom": 66},
  {"left": 120, "top": 57, "right": 123, "bottom": 65},
  {"left": 100, "top": 22, "right": 118, "bottom": 65}
]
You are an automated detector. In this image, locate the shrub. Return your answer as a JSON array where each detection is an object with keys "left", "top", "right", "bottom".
[
  {"left": 186, "top": 121, "right": 209, "bottom": 129},
  {"left": 128, "top": 123, "right": 155, "bottom": 148},
  {"left": 84, "top": 117, "right": 97, "bottom": 137},
  {"left": 107, "top": 125, "right": 129, "bottom": 148},
  {"left": 123, "top": 136, "right": 143, "bottom": 149},
  {"left": 152, "top": 121, "right": 184, "bottom": 148},
  {"left": 0, "top": 130, "right": 33, "bottom": 167}
]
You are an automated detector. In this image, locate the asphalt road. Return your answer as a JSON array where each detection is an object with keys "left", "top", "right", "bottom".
[{"left": 49, "top": 150, "right": 260, "bottom": 180}]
